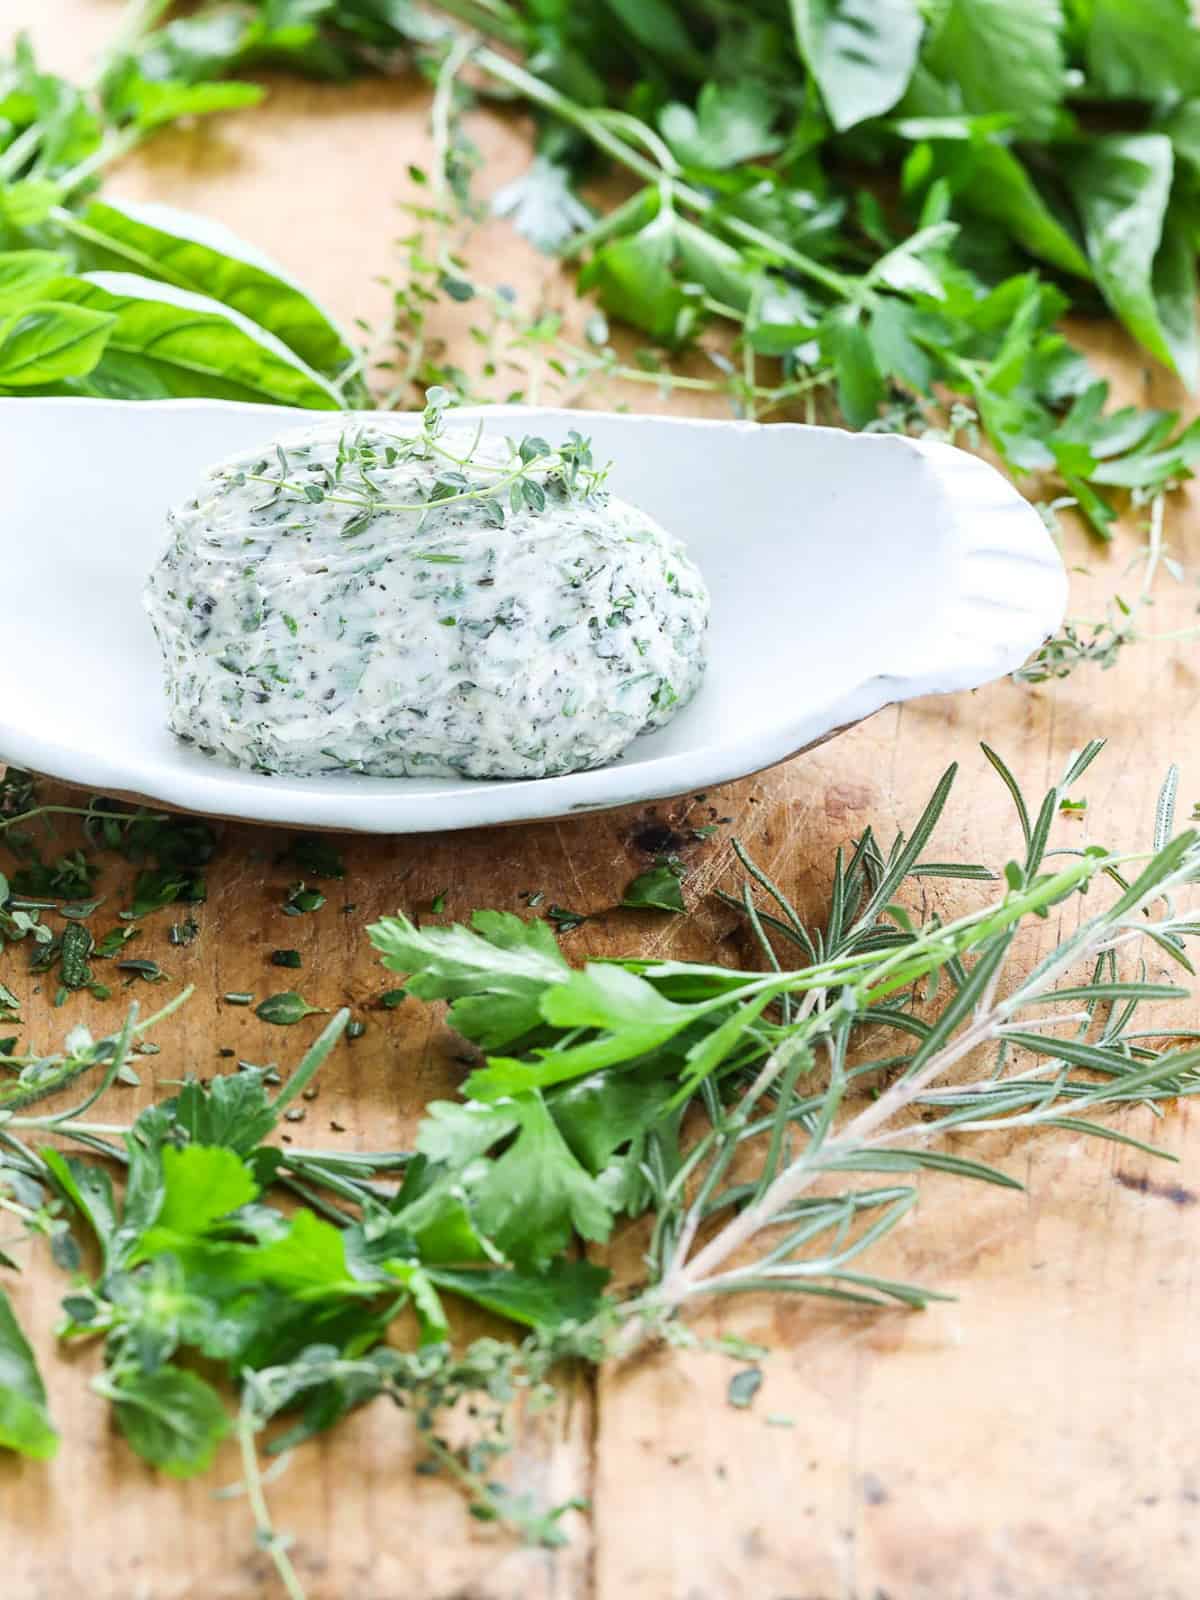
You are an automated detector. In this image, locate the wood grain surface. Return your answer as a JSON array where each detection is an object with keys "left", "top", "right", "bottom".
[{"left": 5, "top": 5, "right": 1200, "bottom": 1598}]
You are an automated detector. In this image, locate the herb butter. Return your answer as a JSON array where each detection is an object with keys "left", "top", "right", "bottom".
[{"left": 144, "top": 418, "right": 709, "bottom": 779}]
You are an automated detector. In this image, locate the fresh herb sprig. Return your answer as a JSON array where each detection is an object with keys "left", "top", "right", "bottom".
[
  {"left": 233, "top": 394, "right": 609, "bottom": 534},
  {"left": 4, "top": 745, "right": 1200, "bottom": 1588}
]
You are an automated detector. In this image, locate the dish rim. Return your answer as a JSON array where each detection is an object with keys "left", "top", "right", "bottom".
[{"left": 0, "top": 397, "right": 1068, "bottom": 833}]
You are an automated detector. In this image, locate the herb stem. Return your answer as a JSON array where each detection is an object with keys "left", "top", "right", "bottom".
[
  {"left": 470, "top": 45, "right": 854, "bottom": 299},
  {"left": 235, "top": 1415, "right": 309, "bottom": 1600}
]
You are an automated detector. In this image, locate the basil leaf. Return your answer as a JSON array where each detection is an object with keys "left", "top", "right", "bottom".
[
  {"left": 600, "top": 0, "right": 708, "bottom": 77},
  {"left": 0, "top": 1287, "right": 58, "bottom": 1460},
  {"left": 59, "top": 199, "right": 355, "bottom": 379},
  {"left": 790, "top": 0, "right": 925, "bottom": 132},
  {"left": 46, "top": 272, "right": 343, "bottom": 407},
  {"left": 0, "top": 300, "right": 113, "bottom": 386},
  {"left": 0, "top": 249, "right": 72, "bottom": 301}
]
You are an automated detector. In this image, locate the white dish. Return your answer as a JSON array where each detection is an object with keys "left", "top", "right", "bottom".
[{"left": 0, "top": 398, "right": 1066, "bottom": 834}]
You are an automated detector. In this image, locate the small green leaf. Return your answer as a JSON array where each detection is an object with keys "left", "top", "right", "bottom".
[
  {"left": 112, "top": 1366, "right": 228, "bottom": 1478},
  {"left": 918, "top": 0, "right": 1065, "bottom": 139},
  {"left": 622, "top": 861, "right": 687, "bottom": 913},
  {"left": 0, "top": 1288, "right": 58, "bottom": 1460},
  {"left": 144, "top": 1145, "right": 258, "bottom": 1244},
  {"left": 791, "top": 0, "right": 924, "bottom": 132},
  {"left": 1065, "top": 134, "right": 1195, "bottom": 384},
  {"left": 660, "top": 80, "right": 784, "bottom": 167},
  {"left": 256, "top": 991, "right": 325, "bottom": 1026},
  {"left": 0, "top": 301, "right": 114, "bottom": 386},
  {"left": 727, "top": 1367, "right": 764, "bottom": 1409}
]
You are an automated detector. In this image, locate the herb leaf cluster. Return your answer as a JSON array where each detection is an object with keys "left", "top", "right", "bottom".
[{"left": 4, "top": 745, "right": 1200, "bottom": 1585}]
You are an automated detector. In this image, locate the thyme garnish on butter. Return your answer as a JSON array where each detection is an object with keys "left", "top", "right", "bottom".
[{"left": 226, "top": 391, "right": 609, "bottom": 538}]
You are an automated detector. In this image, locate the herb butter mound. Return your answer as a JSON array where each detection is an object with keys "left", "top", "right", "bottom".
[{"left": 145, "top": 418, "right": 709, "bottom": 780}]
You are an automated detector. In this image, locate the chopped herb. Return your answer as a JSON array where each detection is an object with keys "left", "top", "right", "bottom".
[
  {"left": 547, "top": 905, "right": 587, "bottom": 933},
  {"left": 59, "top": 899, "right": 102, "bottom": 920},
  {"left": 223, "top": 992, "right": 255, "bottom": 1007},
  {"left": 622, "top": 857, "right": 687, "bottom": 914},
  {"left": 256, "top": 991, "right": 325, "bottom": 1025},
  {"left": 116, "top": 961, "right": 167, "bottom": 984},
  {"left": 168, "top": 916, "right": 201, "bottom": 946},
  {"left": 727, "top": 1368, "right": 764, "bottom": 1410},
  {"left": 270, "top": 949, "right": 302, "bottom": 968},
  {"left": 378, "top": 989, "right": 407, "bottom": 1009},
  {"left": 282, "top": 882, "right": 326, "bottom": 916},
  {"left": 59, "top": 924, "right": 93, "bottom": 991},
  {"left": 94, "top": 927, "right": 138, "bottom": 959},
  {"left": 346, "top": 1020, "right": 366, "bottom": 1040},
  {"left": 431, "top": 890, "right": 448, "bottom": 914}
]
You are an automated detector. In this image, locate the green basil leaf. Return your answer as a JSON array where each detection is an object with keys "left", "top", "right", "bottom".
[
  {"left": 0, "top": 249, "right": 71, "bottom": 301},
  {"left": 46, "top": 272, "right": 343, "bottom": 407},
  {"left": 0, "top": 179, "right": 60, "bottom": 228},
  {"left": 59, "top": 199, "right": 354, "bottom": 378},
  {"left": 790, "top": 0, "right": 925, "bottom": 132},
  {"left": 0, "top": 299, "right": 113, "bottom": 386},
  {"left": 0, "top": 1287, "right": 58, "bottom": 1460}
]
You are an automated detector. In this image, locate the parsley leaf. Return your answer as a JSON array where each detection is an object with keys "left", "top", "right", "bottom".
[{"left": 0, "top": 1287, "right": 57, "bottom": 1460}]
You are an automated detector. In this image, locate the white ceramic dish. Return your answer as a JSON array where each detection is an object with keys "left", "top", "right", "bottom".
[{"left": 0, "top": 398, "right": 1066, "bottom": 834}]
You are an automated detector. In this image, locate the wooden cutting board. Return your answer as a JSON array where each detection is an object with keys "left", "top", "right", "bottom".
[{"left": 4, "top": 5, "right": 1200, "bottom": 1597}]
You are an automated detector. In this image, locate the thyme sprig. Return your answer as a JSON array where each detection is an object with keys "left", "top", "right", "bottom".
[{"left": 229, "top": 394, "right": 609, "bottom": 536}]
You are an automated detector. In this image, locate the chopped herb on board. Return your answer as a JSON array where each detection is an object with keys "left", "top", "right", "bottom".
[
  {"left": 546, "top": 905, "right": 587, "bottom": 933},
  {"left": 283, "top": 882, "right": 326, "bottom": 916},
  {"left": 622, "top": 857, "right": 687, "bottom": 913},
  {"left": 256, "top": 991, "right": 325, "bottom": 1025},
  {"left": 270, "top": 949, "right": 302, "bottom": 968}
]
